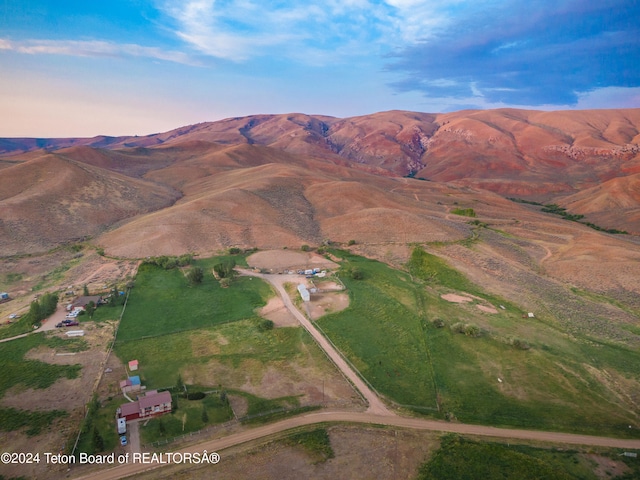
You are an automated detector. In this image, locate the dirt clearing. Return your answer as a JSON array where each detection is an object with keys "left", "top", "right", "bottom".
[
  {"left": 308, "top": 292, "right": 350, "bottom": 320},
  {"left": 247, "top": 250, "right": 338, "bottom": 273},
  {"left": 258, "top": 296, "right": 299, "bottom": 327}
]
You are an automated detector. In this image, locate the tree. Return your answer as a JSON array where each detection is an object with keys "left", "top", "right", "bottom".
[
  {"left": 85, "top": 301, "right": 96, "bottom": 318},
  {"left": 176, "top": 374, "right": 185, "bottom": 392},
  {"left": 28, "top": 301, "right": 42, "bottom": 326},
  {"left": 91, "top": 427, "right": 104, "bottom": 453},
  {"left": 186, "top": 266, "right": 204, "bottom": 285},
  {"left": 83, "top": 284, "right": 89, "bottom": 296},
  {"left": 201, "top": 407, "right": 209, "bottom": 424},
  {"left": 213, "top": 259, "right": 235, "bottom": 279}
]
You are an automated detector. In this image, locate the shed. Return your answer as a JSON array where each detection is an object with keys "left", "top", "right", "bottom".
[
  {"left": 129, "top": 375, "right": 141, "bottom": 386},
  {"left": 128, "top": 360, "right": 139, "bottom": 371},
  {"left": 297, "top": 284, "right": 310, "bottom": 302}
]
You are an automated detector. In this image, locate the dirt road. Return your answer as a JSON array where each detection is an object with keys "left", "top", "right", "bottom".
[
  {"left": 238, "top": 269, "right": 391, "bottom": 416},
  {"left": 70, "top": 410, "right": 640, "bottom": 480}
]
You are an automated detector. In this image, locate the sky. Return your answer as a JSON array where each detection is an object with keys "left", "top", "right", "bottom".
[{"left": 1, "top": 0, "right": 639, "bottom": 137}]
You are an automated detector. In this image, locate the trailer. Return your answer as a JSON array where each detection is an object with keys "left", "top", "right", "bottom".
[{"left": 117, "top": 417, "right": 126, "bottom": 435}]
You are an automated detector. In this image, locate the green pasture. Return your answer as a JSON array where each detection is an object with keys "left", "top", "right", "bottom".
[
  {"left": 114, "top": 318, "right": 316, "bottom": 389},
  {"left": 318, "top": 249, "right": 640, "bottom": 436},
  {"left": 115, "top": 258, "right": 271, "bottom": 343},
  {"left": 318, "top": 254, "right": 438, "bottom": 408},
  {"left": 417, "top": 435, "right": 610, "bottom": 480}
]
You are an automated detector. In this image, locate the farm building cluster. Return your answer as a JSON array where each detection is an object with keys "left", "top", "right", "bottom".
[{"left": 117, "top": 359, "right": 172, "bottom": 423}]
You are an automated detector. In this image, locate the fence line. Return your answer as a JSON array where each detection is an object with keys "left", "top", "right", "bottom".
[{"left": 70, "top": 289, "right": 131, "bottom": 459}]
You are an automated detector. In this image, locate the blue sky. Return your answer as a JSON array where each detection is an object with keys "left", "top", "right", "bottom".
[{"left": 1, "top": 0, "right": 639, "bottom": 137}]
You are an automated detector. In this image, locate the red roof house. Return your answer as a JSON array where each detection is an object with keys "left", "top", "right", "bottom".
[{"left": 118, "top": 390, "right": 172, "bottom": 421}]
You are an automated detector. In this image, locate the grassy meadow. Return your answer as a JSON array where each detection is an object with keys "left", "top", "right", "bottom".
[
  {"left": 317, "top": 248, "right": 640, "bottom": 437},
  {"left": 115, "top": 258, "right": 271, "bottom": 343}
]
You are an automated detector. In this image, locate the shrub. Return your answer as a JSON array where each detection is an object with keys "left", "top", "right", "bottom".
[
  {"left": 350, "top": 267, "right": 364, "bottom": 280},
  {"left": 510, "top": 338, "right": 531, "bottom": 350},
  {"left": 258, "top": 319, "right": 274, "bottom": 332},
  {"left": 301, "top": 245, "right": 310, "bottom": 252},
  {"left": 464, "top": 324, "right": 481, "bottom": 337},
  {"left": 228, "top": 247, "right": 241, "bottom": 255},
  {"left": 213, "top": 260, "right": 236, "bottom": 279},
  {"left": 186, "top": 392, "right": 206, "bottom": 400},
  {"left": 451, "top": 207, "right": 477, "bottom": 217},
  {"left": 348, "top": 239, "right": 356, "bottom": 246},
  {"left": 186, "top": 266, "right": 204, "bottom": 285},
  {"left": 451, "top": 322, "right": 466, "bottom": 334},
  {"left": 432, "top": 318, "right": 445, "bottom": 328}
]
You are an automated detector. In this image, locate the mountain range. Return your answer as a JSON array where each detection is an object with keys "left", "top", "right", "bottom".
[
  {"left": 1, "top": 108, "right": 639, "bottom": 257},
  {"left": 2, "top": 107, "right": 640, "bottom": 342}
]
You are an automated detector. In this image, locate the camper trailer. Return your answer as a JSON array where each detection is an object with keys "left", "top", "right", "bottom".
[{"left": 117, "top": 417, "right": 126, "bottom": 435}]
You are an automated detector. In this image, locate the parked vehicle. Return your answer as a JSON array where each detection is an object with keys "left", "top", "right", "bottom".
[{"left": 120, "top": 435, "right": 127, "bottom": 446}]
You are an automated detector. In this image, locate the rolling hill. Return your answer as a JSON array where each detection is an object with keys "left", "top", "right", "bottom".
[{"left": 1, "top": 107, "right": 640, "bottom": 349}]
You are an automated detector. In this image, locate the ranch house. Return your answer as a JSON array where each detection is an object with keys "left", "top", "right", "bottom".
[{"left": 118, "top": 390, "right": 172, "bottom": 421}]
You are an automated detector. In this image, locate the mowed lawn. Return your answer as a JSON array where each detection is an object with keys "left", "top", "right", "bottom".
[{"left": 116, "top": 260, "right": 272, "bottom": 343}]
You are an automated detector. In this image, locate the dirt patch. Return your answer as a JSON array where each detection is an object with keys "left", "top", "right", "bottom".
[
  {"left": 441, "top": 293, "right": 498, "bottom": 314},
  {"left": 476, "top": 304, "right": 498, "bottom": 314},
  {"left": 228, "top": 395, "right": 249, "bottom": 418},
  {"left": 258, "top": 296, "right": 299, "bottom": 327},
  {"left": 441, "top": 293, "right": 473, "bottom": 303},
  {"left": 585, "top": 454, "right": 631, "bottom": 479},
  {"left": 247, "top": 250, "right": 338, "bottom": 273},
  {"left": 308, "top": 292, "right": 350, "bottom": 321}
]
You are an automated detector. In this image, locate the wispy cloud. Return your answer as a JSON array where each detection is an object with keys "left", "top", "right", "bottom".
[
  {"left": 156, "top": 0, "right": 454, "bottom": 63},
  {"left": 385, "top": 0, "right": 640, "bottom": 106},
  {"left": 0, "top": 38, "right": 200, "bottom": 65}
]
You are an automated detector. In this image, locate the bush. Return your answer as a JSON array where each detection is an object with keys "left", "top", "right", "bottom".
[
  {"left": 186, "top": 266, "right": 204, "bottom": 285},
  {"left": 348, "top": 239, "right": 356, "bottom": 246},
  {"left": 451, "top": 322, "right": 466, "bottom": 334},
  {"left": 451, "top": 322, "right": 480, "bottom": 337},
  {"left": 432, "top": 318, "right": 445, "bottom": 328},
  {"left": 228, "top": 247, "right": 241, "bottom": 255},
  {"left": 258, "top": 319, "right": 274, "bottom": 332},
  {"left": 464, "top": 324, "right": 481, "bottom": 337},
  {"left": 213, "top": 260, "right": 236, "bottom": 279},
  {"left": 451, "top": 207, "right": 477, "bottom": 217},
  {"left": 301, "top": 245, "right": 310, "bottom": 252},
  {"left": 186, "top": 392, "right": 206, "bottom": 400},
  {"left": 510, "top": 338, "right": 531, "bottom": 350},
  {"left": 350, "top": 267, "right": 364, "bottom": 280}
]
